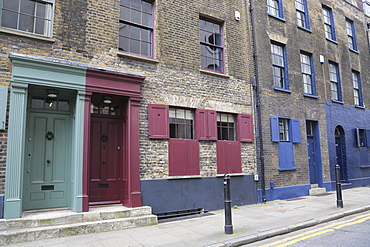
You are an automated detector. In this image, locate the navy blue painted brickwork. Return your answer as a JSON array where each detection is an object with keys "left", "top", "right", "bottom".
[
  {"left": 0, "top": 194, "right": 3, "bottom": 218},
  {"left": 141, "top": 175, "right": 257, "bottom": 214},
  {"left": 257, "top": 184, "right": 310, "bottom": 203},
  {"left": 325, "top": 101, "right": 370, "bottom": 186}
]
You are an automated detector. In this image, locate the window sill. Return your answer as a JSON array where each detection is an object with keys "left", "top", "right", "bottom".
[
  {"left": 355, "top": 105, "right": 365, "bottom": 109},
  {"left": 117, "top": 51, "right": 159, "bottom": 63},
  {"left": 200, "top": 69, "right": 230, "bottom": 78},
  {"left": 216, "top": 173, "right": 244, "bottom": 177},
  {"left": 303, "top": 93, "right": 318, "bottom": 99},
  {"left": 274, "top": 87, "right": 291, "bottom": 93},
  {"left": 268, "top": 14, "right": 286, "bottom": 22},
  {"left": 0, "top": 27, "right": 55, "bottom": 42},
  {"left": 297, "top": 26, "right": 312, "bottom": 33},
  {"left": 278, "top": 167, "right": 297, "bottom": 171},
  {"left": 360, "top": 165, "right": 370, "bottom": 169},
  {"left": 326, "top": 38, "right": 338, "bottom": 44},
  {"left": 349, "top": 48, "right": 359, "bottom": 54},
  {"left": 168, "top": 175, "right": 201, "bottom": 179},
  {"left": 332, "top": 100, "right": 344, "bottom": 104}
]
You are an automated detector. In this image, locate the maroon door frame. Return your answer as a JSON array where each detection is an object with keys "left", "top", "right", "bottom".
[{"left": 83, "top": 69, "right": 145, "bottom": 212}]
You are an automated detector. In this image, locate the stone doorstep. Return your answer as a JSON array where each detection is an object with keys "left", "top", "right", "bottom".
[
  {"left": 0, "top": 205, "right": 154, "bottom": 231},
  {"left": 0, "top": 214, "right": 158, "bottom": 246},
  {"left": 309, "top": 187, "right": 327, "bottom": 196}
]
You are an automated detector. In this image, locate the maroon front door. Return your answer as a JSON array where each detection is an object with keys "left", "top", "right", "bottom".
[{"left": 89, "top": 116, "right": 122, "bottom": 204}]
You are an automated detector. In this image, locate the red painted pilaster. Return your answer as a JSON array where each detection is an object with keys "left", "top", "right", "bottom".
[{"left": 82, "top": 91, "right": 92, "bottom": 212}]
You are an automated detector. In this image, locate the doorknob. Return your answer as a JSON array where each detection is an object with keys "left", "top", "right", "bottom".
[
  {"left": 47, "top": 160, "right": 51, "bottom": 164},
  {"left": 102, "top": 160, "right": 106, "bottom": 164}
]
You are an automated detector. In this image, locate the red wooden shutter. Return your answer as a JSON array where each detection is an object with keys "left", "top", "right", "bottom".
[
  {"left": 148, "top": 104, "right": 169, "bottom": 139},
  {"left": 237, "top": 114, "right": 254, "bottom": 142},
  {"left": 195, "top": 109, "right": 208, "bottom": 140},
  {"left": 169, "top": 139, "right": 200, "bottom": 176},
  {"left": 195, "top": 109, "right": 217, "bottom": 140},
  {"left": 207, "top": 110, "right": 217, "bottom": 140},
  {"left": 216, "top": 141, "right": 242, "bottom": 174}
]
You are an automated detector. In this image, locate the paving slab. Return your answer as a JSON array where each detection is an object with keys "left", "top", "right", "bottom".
[{"left": 4, "top": 186, "right": 370, "bottom": 247}]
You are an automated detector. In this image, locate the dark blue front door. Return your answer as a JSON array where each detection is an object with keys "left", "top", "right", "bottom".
[{"left": 307, "top": 136, "right": 317, "bottom": 184}]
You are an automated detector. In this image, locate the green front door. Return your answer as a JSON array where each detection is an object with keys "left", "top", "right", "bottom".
[{"left": 24, "top": 112, "right": 71, "bottom": 210}]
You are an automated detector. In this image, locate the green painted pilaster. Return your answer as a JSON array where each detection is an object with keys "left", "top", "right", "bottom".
[
  {"left": 4, "top": 83, "right": 28, "bottom": 219},
  {"left": 70, "top": 91, "right": 86, "bottom": 212}
]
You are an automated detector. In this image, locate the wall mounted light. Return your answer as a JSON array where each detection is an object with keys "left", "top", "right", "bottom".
[
  {"left": 47, "top": 89, "right": 58, "bottom": 98},
  {"left": 103, "top": 96, "right": 112, "bottom": 104}
]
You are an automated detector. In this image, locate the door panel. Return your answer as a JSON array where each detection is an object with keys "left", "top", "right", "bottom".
[
  {"left": 24, "top": 113, "right": 71, "bottom": 210},
  {"left": 307, "top": 136, "right": 317, "bottom": 184},
  {"left": 89, "top": 117, "right": 122, "bottom": 204}
]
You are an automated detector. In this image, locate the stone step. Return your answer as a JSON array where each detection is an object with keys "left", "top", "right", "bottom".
[
  {"left": 0, "top": 205, "right": 158, "bottom": 246},
  {"left": 309, "top": 187, "right": 327, "bottom": 196}
]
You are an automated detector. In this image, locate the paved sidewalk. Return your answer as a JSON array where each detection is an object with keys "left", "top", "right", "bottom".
[{"left": 7, "top": 186, "right": 370, "bottom": 247}]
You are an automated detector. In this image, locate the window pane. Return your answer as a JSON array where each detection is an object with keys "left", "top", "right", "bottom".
[
  {"left": 3, "top": 0, "right": 19, "bottom": 11},
  {"left": 31, "top": 97, "right": 44, "bottom": 109},
  {"left": 35, "top": 18, "right": 46, "bottom": 35},
  {"left": 19, "top": 13, "right": 34, "bottom": 33},
  {"left": 120, "top": 0, "right": 130, "bottom": 7},
  {"left": 130, "top": 25, "right": 141, "bottom": 39},
  {"left": 120, "top": 6, "right": 130, "bottom": 20},
  {"left": 142, "top": 12, "right": 152, "bottom": 26},
  {"left": 131, "top": 0, "right": 141, "bottom": 10},
  {"left": 141, "top": 29, "right": 151, "bottom": 42},
  {"left": 119, "top": 36, "right": 129, "bottom": 51},
  {"left": 130, "top": 39, "right": 140, "bottom": 54},
  {"left": 36, "top": 2, "right": 46, "bottom": 18},
  {"left": 1, "top": 10, "right": 18, "bottom": 29},
  {"left": 142, "top": 1, "right": 152, "bottom": 12},
  {"left": 131, "top": 9, "right": 141, "bottom": 24},
  {"left": 58, "top": 100, "right": 70, "bottom": 111},
  {"left": 20, "top": 0, "right": 35, "bottom": 16}
]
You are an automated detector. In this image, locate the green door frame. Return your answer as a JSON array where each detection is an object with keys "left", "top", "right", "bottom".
[{"left": 4, "top": 54, "right": 86, "bottom": 218}]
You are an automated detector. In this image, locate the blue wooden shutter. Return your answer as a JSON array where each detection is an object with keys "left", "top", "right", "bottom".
[
  {"left": 148, "top": 104, "right": 169, "bottom": 139},
  {"left": 278, "top": 142, "right": 296, "bottom": 170},
  {"left": 355, "top": 128, "right": 360, "bottom": 147},
  {"left": 237, "top": 114, "right": 254, "bottom": 142},
  {"left": 271, "top": 116, "right": 280, "bottom": 142},
  {"left": 291, "top": 119, "right": 301, "bottom": 143},
  {"left": 366, "top": 129, "right": 370, "bottom": 148},
  {"left": 0, "top": 86, "right": 8, "bottom": 130}
]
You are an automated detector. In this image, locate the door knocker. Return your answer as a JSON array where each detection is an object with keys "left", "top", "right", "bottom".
[
  {"left": 46, "top": 131, "right": 54, "bottom": 140},
  {"left": 101, "top": 134, "right": 108, "bottom": 142}
]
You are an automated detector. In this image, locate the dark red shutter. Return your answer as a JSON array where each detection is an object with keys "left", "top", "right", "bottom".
[
  {"left": 195, "top": 109, "right": 217, "bottom": 140},
  {"left": 148, "top": 104, "right": 169, "bottom": 139},
  {"left": 195, "top": 109, "right": 208, "bottom": 140},
  {"left": 169, "top": 139, "right": 200, "bottom": 176},
  {"left": 216, "top": 141, "right": 242, "bottom": 174},
  {"left": 207, "top": 110, "right": 217, "bottom": 140},
  {"left": 237, "top": 114, "right": 254, "bottom": 142}
]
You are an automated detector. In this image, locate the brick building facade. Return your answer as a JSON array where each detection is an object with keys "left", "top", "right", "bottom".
[
  {"left": 0, "top": 0, "right": 257, "bottom": 219},
  {"left": 253, "top": 0, "right": 370, "bottom": 201}
]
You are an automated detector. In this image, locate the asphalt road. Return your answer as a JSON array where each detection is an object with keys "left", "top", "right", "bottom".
[{"left": 244, "top": 211, "right": 370, "bottom": 247}]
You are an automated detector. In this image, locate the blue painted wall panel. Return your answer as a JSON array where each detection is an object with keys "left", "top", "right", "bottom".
[
  {"left": 325, "top": 101, "right": 370, "bottom": 186},
  {"left": 141, "top": 175, "right": 257, "bottom": 214}
]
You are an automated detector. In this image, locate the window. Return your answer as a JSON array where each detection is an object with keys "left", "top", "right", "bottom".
[
  {"left": 279, "top": 118, "right": 289, "bottom": 142},
  {"left": 267, "top": 0, "right": 283, "bottom": 19},
  {"left": 0, "top": 0, "right": 53, "bottom": 36},
  {"left": 329, "top": 62, "right": 341, "bottom": 102},
  {"left": 119, "top": 0, "right": 154, "bottom": 57},
  {"left": 271, "top": 41, "right": 289, "bottom": 90},
  {"left": 322, "top": 5, "right": 336, "bottom": 41},
  {"left": 346, "top": 19, "right": 357, "bottom": 51},
  {"left": 352, "top": 70, "right": 363, "bottom": 107},
  {"left": 169, "top": 108, "right": 194, "bottom": 139},
  {"left": 271, "top": 117, "right": 301, "bottom": 170},
  {"left": 217, "top": 113, "right": 236, "bottom": 141},
  {"left": 356, "top": 128, "right": 366, "bottom": 147},
  {"left": 300, "top": 51, "right": 315, "bottom": 95},
  {"left": 199, "top": 18, "right": 224, "bottom": 73},
  {"left": 148, "top": 105, "right": 254, "bottom": 176},
  {"left": 295, "top": 0, "right": 310, "bottom": 29}
]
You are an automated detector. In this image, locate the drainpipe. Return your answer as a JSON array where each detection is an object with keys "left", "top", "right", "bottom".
[{"left": 246, "top": 0, "right": 266, "bottom": 202}]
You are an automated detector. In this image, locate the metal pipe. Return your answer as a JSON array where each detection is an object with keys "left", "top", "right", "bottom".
[
  {"left": 248, "top": 0, "right": 266, "bottom": 202},
  {"left": 335, "top": 164, "right": 343, "bottom": 208},
  {"left": 224, "top": 174, "right": 233, "bottom": 234}
]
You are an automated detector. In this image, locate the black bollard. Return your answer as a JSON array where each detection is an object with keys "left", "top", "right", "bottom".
[
  {"left": 224, "top": 174, "right": 233, "bottom": 234},
  {"left": 335, "top": 164, "right": 343, "bottom": 208}
]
